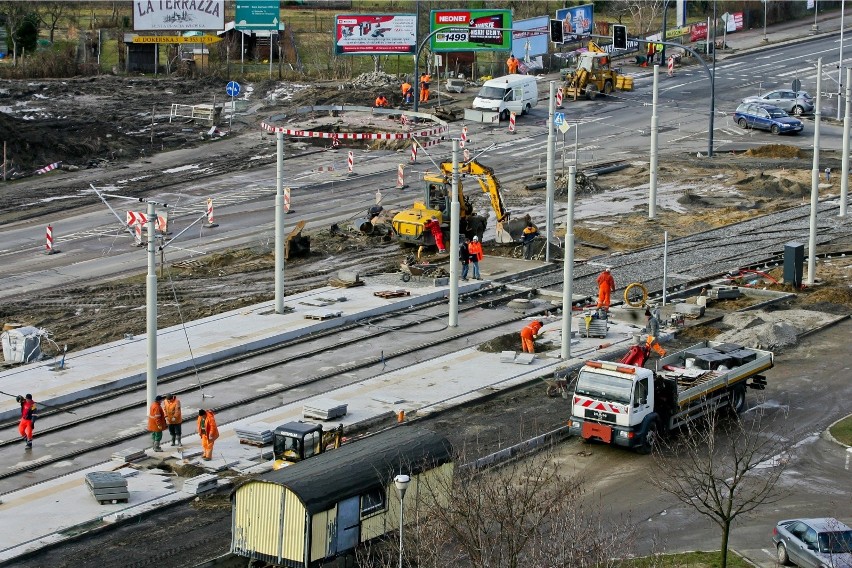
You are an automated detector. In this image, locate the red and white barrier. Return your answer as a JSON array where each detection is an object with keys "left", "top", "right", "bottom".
[
  {"left": 45, "top": 225, "right": 56, "bottom": 254},
  {"left": 460, "top": 126, "right": 468, "bottom": 148},
  {"left": 410, "top": 144, "right": 417, "bottom": 163},
  {"left": 126, "top": 211, "right": 168, "bottom": 232},
  {"left": 134, "top": 222, "right": 143, "bottom": 245},
  {"left": 205, "top": 198, "right": 218, "bottom": 228},
  {"left": 347, "top": 151, "right": 354, "bottom": 173},
  {"left": 556, "top": 87, "right": 563, "bottom": 108},
  {"left": 284, "top": 187, "right": 291, "bottom": 213},
  {"left": 463, "top": 148, "right": 470, "bottom": 162},
  {"left": 509, "top": 112, "right": 516, "bottom": 134},
  {"left": 667, "top": 56, "right": 674, "bottom": 77},
  {"left": 397, "top": 164, "right": 406, "bottom": 188}
]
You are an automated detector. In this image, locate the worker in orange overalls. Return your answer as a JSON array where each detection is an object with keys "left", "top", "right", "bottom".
[
  {"left": 419, "top": 72, "right": 431, "bottom": 103},
  {"left": 423, "top": 215, "right": 446, "bottom": 253},
  {"left": 17, "top": 394, "right": 36, "bottom": 449},
  {"left": 401, "top": 80, "right": 413, "bottom": 104},
  {"left": 506, "top": 54, "right": 520, "bottom": 74},
  {"left": 374, "top": 94, "right": 389, "bottom": 108},
  {"left": 197, "top": 409, "right": 219, "bottom": 461},
  {"left": 147, "top": 395, "right": 167, "bottom": 452},
  {"left": 596, "top": 267, "right": 615, "bottom": 310},
  {"left": 163, "top": 393, "right": 182, "bottom": 447},
  {"left": 520, "top": 320, "right": 543, "bottom": 354}
]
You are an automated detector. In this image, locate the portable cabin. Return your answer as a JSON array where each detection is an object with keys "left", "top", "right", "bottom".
[{"left": 231, "top": 426, "right": 454, "bottom": 567}]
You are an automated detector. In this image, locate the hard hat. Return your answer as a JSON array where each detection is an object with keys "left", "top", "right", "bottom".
[
  {"left": 472, "top": 236, "right": 479, "bottom": 241},
  {"left": 605, "top": 267, "right": 611, "bottom": 272}
]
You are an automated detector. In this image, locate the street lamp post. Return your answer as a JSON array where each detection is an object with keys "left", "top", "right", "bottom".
[
  {"left": 394, "top": 474, "right": 411, "bottom": 568},
  {"left": 763, "top": 0, "right": 768, "bottom": 42}
]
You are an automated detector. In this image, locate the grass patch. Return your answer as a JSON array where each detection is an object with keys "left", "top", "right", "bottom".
[
  {"left": 829, "top": 415, "right": 852, "bottom": 446},
  {"left": 625, "top": 550, "right": 752, "bottom": 568}
]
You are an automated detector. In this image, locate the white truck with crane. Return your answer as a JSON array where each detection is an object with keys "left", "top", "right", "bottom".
[{"left": 568, "top": 340, "right": 773, "bottom": 454}]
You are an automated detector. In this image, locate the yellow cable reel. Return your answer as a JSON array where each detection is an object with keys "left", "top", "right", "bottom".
[{"left": 624, "top": 282, "right": 648, "bottom": 308}]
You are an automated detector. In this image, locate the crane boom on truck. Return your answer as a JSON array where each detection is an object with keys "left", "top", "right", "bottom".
[
  {"left": 568, "top": 340, "right": 773, "bottom": 454},
  {"left": 391, "top": 159, "right": 526, "bottom": 247}
]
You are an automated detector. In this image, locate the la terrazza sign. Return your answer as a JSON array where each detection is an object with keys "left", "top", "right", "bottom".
[{"left": 134, "top": 1, "right": 225, "bottom": 31}]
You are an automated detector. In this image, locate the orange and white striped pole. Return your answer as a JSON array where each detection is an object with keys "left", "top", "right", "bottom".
[
  {"left": 509, "top": 112, "right": 516, "bottom": 134},
  {"left": 667, "top": 56, "right": 674, "bottom": 77},
  {"left": 460, "top": 125, "right": 468, "bottom": 148},
  {"left": 284, "top": 187, "right": 292, "bottom": 214},
  {"left": 463, "top": 148, "right": 470, "bottom": 163},
  {"left": 347, "top": 151, "right": 354, "bottom": 173},
  {"left": 134, "top": 222, "right": 143, "bottom": 245},
  {"left": 556, "top": 87, "right": 563, "bottom": 109},
  {"left": 45, "top": 224, "right": 57, "bottom": 254},
  {"left": 396, "top": 164, "right": 407, "bottom": 189},
  {"left": 410, "top": 143, "right": 417, "bottom": 163},
  {"left": 205, "top": 198, "right": 219, "bottom": 228}
]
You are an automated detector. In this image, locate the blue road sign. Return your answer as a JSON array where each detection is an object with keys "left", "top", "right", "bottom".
[
  {"left": 226, "top": 81, "right": 241, "bottom": 97},
  {"left": 554, "top": 112, "right": 565, "bottom": 126}
]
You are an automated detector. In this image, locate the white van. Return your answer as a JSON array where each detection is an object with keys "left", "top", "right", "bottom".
[{"left": 472, "top": 75, "right": 538, "bottom": 121}]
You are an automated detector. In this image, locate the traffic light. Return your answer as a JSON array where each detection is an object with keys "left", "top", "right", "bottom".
[
  {"left": 550, "top": 19, "right": 564, "bottom": 44},
  {"left": 613, "top": 24, "right": 627, "bottom": 49}
]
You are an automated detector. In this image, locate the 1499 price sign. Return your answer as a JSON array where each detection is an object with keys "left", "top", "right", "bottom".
[{"left": 436, "top": 31, "right": 469, "bottom": 43}]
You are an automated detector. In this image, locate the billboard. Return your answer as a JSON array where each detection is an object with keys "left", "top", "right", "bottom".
[
  {"left": 335, "top": 14, "right": 416, "bottom": 55},
  {"left": 511, "top": 16, "right": 550, "bottom": 59},
  {"left": 133, "top": 0, "right": 225, "bottom": 31},
  {"left": 430, "top": 10, "right": 512, "bottom": 52},
  {"left": 235, "top": 0, "right": 280, "bottom": 31},
  {"left": 554, "top": 4, "right": 593, "bottom": 44}
]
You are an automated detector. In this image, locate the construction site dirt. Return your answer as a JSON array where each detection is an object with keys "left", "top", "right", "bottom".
[{"left": 2, "top": 74, "right": 852, "bottom": 565}]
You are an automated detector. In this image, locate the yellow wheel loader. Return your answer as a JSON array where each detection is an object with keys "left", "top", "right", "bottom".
[{"left": 564, "top": 42, "right": 632, "bottom": 101}]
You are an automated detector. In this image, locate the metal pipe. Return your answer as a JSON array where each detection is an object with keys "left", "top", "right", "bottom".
[
  {"left": 449, "top": 139, "right": 460, "bottom": 327},
  {"left": 546, "top": 81, "right": 556, "bottom": 262},
  {"left": 808, "top": 58, "right": 822, "bottom": 286},
  {"left": 842, "top": 66, "right": 851, "bottom": 217},
  {"left": 561, "top": 165, "right": 576, "bottom": 360},
  {"left": 650, "top": 65, "right": 659, "bottom": 219},
  {"left": 275, "top": 132, "right": 285, "bottom": 314},
  {"left": 145, "top": 200, "right": 157, "bottom": 408}
]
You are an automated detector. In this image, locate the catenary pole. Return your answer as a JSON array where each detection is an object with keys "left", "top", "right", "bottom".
[
  {"left": 275, "top": 131, "right": 285, "bottom": 313},
  {"left": 649, "top": 65, "right": 659, "bottom": 219},
  {"left": 146, "top": 200, "right": 158, "bottom": 408},
  {"left": 838, "top": 1, "right": 846, "bottom": 121},
  {"left": 808, "top": 58, "right": 822, "bottom": 286},
  {"left": 546, "top": 81, "right": 556, "bottom": 261},
  {"left": 561, "top": 165, "right": 576, "bottom": 360},
  {"left": 448, "top": 139, "right": 460, "bottom": 327},
  {"left": 841, "top": 67, "right": 851, "bottom": 217}
]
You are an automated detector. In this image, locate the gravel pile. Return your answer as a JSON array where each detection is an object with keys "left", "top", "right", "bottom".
[
  {"left": 714, "top": 309, "right": 838, "bottom": 350},
  {"left": 349, "top": 71, "right": 400, "bottom": 89}
]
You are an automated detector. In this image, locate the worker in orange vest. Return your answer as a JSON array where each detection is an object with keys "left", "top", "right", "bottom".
[
  {"left": 419, "top": 72, "right": 431, "bottom": 103},
  {"left": 147, "top": 395, "right": 167, "bottom": 452},
  {"left": 197, "top": 409, "right": 219, "bottom": 461},
  {"left": 520, "top": 320, "right": 543, "bottom": 354},
  {"left": 374, "top": 94, "right": 389, "bottom": 108},
  {"left": 467, "top": 235, "right": 484, "bottom": 280},
  {"left": 401, "top": 80, "right": 413, "bottom": 104},
  {"left": 506, "top": 54, "right": 520, "bottom": 74},
  {"left": 17, "top": 394, "right": 36, "bottom": 449},
  {"left": 596, "top": 267, "right": 615, "bottom": 310},
  {"left": 163, "top": 393, "right": 182, "bottom": 447}
]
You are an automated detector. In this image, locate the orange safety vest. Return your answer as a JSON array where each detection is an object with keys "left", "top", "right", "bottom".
[
  {"left": 147, "top": 401, "right": 166, "bottom": 432},
  {"left": 375, "top": 96, "right": 388, "bottom": 107},
  {"left": 197, "top": 411, "right": 220, "bottom": 442},
  {"left": 163, "top": 398, "right": 182, "bottom": 425},
  {"left": 597, "top": 271, "right": 615, "bottom": 293},
  {"left": 468, "top": 240, "right": 483, "bottom": 260},
  {"left": 521, "top": 321, "right": 542, "bottom": 339},
  {"left": 401, "top": 82, "right": 412, "bottom": 95}
]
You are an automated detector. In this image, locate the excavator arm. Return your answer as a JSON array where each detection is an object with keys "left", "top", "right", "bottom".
[{"left": 438, "top": 160, "right": 510, "bottom": 223}]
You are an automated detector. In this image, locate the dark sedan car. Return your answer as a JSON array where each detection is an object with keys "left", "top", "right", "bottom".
[
  {"left": 773, "top": 517, "right": 852, "bottom": 568},
  {"left": 735, "top": 103, "right": 804, "bottom": 135}
]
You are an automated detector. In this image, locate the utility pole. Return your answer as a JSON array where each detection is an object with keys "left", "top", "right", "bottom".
[
  {"left": 145, "top": 200, "right": 159, "bottom": 407},
  {"left": 841, "top": 67, "right": 851, "bottom": 218},
  {"left": 649, "top": 65, "right": 659, "bottom": 219},
  {"left": 560, "top": 165, "right": 576, "bottom": 360},
  {"left": 275, "top": 131, "right": 285, "bottom": 313},
  {"left": 545, "top": 81, "right": 556, "bottom": 261},
  {"left": 448, "top": 139, "right": 460, "bottom": 327},
  {"left": 837, "top": 0, "right": 845, "bottom": 121},
  {"left": 807, "top": 59, "right": 822, "bottom": 286}
]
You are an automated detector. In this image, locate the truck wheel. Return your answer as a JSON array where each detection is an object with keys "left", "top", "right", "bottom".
[
  {"left": 603, "top": 81, "right": 613, "bottom": 95},
  {"left": 522, "top": 103, "right": 531, "bottom": 115},
  {"left": 729, "top": 385, "right": 747, "bottom": 414},
  {"left": 586, "top": 85, "right": 598, "bottom": 101},
  {"left": 500, "top": 109, "right": 510, "bottom": 121},
  {"left": 637, "top": 421, "right": 658, "bottom": 455}
]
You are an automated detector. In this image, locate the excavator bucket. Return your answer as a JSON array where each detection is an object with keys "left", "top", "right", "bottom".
[{"left": 497, "top": 218, "right": 527, "bottom": 243}]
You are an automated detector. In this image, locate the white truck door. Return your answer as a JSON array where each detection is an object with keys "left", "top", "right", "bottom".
[{"left": 631, "top": 376, "right": 653, "bottom": 425}]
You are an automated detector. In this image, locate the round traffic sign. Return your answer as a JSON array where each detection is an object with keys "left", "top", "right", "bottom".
[
  {"left": 791, "top": 79, "right": 801, "bottom": 93},
  {"left": 226, "top": 81, "right": 241, "bottom": 97}
]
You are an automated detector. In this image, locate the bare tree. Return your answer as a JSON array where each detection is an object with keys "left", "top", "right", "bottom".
[
  {"left": 34, "top": 1, "right": 68, "bottom": 44},
  {"left": 0, "top": 1, "right": 29, "bottom": 66},
  {"left": 627, "top": 0, "right": 665, "bottom": 35},
  {"left": 650, "top": 406, "right": 789, "bottom": 568}
]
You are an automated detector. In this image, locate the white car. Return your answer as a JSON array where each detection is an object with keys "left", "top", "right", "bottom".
[{"left": 743, "top": 89, "right": 814, "bottom": 115}]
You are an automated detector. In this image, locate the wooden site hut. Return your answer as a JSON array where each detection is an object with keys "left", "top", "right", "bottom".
[{"left": 231, "top": 426, "right": 454, "bottom": 567}]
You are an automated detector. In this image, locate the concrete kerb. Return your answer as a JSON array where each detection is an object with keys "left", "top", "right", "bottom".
[{"left": 823, "top": 414, "right": 852, "bottom": 448}]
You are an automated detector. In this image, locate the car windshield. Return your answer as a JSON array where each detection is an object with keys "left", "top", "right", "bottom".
[
  {"left": 477, "top": 86, "right": 509, "bottom": 100},
  {"left": 767, "top": 108, "right": 789, "bottom": 118},
  {"left": 818, "top": 530, "right": 852, "bottom": 554},
  {"left": 576, "top": 371, "right": 633, "bottom": 404}
]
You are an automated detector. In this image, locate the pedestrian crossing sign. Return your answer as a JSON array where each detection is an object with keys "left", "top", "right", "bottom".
[{"left": 554, "top": 112, "right": 565, "bottom": 126}]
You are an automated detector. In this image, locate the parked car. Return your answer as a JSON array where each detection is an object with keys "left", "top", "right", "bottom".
[
  {"left": 773, "top": 517, "right": 852, "bottom": 568},
  {"left": 743, "top": 89, "right": 814, "bottom": 115},
  {"left": 734, "top": 103, "right": 804, "bottom": 135}
]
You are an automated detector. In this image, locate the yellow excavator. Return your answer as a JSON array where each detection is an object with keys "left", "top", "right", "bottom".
[
  {"left": 564, "top": 41, "right": 631, "bottom": 100},
  {"left": 391, "top": 159, "right": 526, "bottom": 248},
  {"left": 272, "top": 421, "right": 343, "bottom": 470}
]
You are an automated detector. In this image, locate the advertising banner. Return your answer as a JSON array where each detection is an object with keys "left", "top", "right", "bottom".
[
  {"left": 235, "top": 0, "right": 280, "bottom": 31},
  {"left": 690, "top": 22, "right": 707, "bottom": 42},
  {"left": 335, "top": 14, "right": 416, "bottom": 55},
  {"left": 723, "top": 12, "right": 744, "bottom": 33},
  {"left": 430, "top": 9, "right": 513, "bottom": 52},
  {"left": 133, "top": 0, "right": 224, "bottom": 31},
  {"left": 554, "top": 4, "right": 593, "bottom": 44},
  {"left": 511, "top": 16, "right": 550, "bottom": 59}
]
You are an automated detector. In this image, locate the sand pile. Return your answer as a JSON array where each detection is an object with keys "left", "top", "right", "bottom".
[
  {"left": 714, "top": 309, "right": 839, "bottom": 350},
  {"left": 743, "top": 144, "right": 805, "bottom": 159}
]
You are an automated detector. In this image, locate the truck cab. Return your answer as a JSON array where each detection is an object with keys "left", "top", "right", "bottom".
[
  {"left": 272, "top": 421, "right": 342, "bottom": 469},
  {"left": 569, "top": 361, "right": 659, "bottom": 453}
]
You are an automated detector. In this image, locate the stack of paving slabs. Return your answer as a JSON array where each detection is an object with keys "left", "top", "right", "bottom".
[
  {"left": 85, "top": 471, "right": 129, "bottom": 504},
  {"left": 303, "top": 399, "right": 348, "bottom": 420},
  {"left": 183, "top": 473, "right": 219, "bottom": 495},
  {"left": 235, "top": 423, "right": 273, "bottom": 445},
  {"left": 111, "top": 448, "right": 147, "bottom": 463}
]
